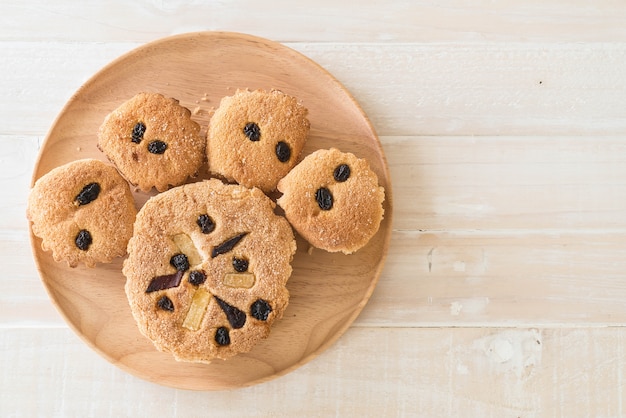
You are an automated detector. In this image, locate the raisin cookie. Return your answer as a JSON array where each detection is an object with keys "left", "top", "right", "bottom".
[
  {"left": 27, "top": 159, "right": 137, "bottom": 268},
  {"left": 124, "top": 179, "right": 296, "bottom": 363},
  {"left": 98, "top": 92, "right": 205, "bottom": 192},
  {"left": 277, "top": 148, "right": 385, "bottom": 254},
  {"left": 207, "top": 89, "right": 310, "bottom": 192}
]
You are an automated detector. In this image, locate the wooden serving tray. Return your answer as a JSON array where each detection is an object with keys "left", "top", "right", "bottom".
[{"left": 30, "top": 32, "right": 392, "bottom": 390}]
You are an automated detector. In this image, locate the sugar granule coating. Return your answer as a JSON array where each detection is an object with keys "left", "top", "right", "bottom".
[
  {"left": 277, "top": 148, "right": 385, "bottom": 254},
  {"left": 98, "top": 92, "right": 205, "bottom": 192},
  {"left": 124, "top": 179, "right": 296, "bottom": 363},
  {"left": 207, "top": 89, "right": 310, "bottom": 192},
  {"left": 27, "top": 159, "right": 137, "bottom": 268}
]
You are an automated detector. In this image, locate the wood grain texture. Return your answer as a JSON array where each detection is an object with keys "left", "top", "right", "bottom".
[
  {"left": 4, "top": 1, "right": 626, "bottom": 43},
  {"left": 5, "top": 0, "right": 626, "bottom": 414},
  {"left": 2, "top": 327, "right": 625, "bottom": 417},
  {"left": 13, "top": 231, "right": 626, "bottom": 329},
  {"left": 9, "top": 135, "right": 626, "bottom": 329},
  {"left": 361, "top": 230, "right": 626, "bottom": 327},
  {"left": 386, "top": 135, "right": 626, "bottom": 231},
  {"left": 3, "top": 42, "right": 626, "bottom": 136}
]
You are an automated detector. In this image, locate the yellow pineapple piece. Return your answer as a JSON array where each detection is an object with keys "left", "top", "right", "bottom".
[
  {"left": 182, "top": 288, "right": 211, "bottom": 331},
  {"left": 172, "top": 233, "right": 203, "bottom": 267},
  {"left": 223, "top": 273, "right": 255, "bottom": 289}
]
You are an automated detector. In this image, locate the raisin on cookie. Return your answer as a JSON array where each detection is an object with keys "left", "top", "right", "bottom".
[
  {"left": 277, "top": 148, "right": 385, "bottom": 254},
  {"left": 98, "top": 92, "right": 205, "bottom": 192},
  {"left": 27, "top": 159, "right": 137, "bottom": 268},
  {"left": 123, "top": 179, "right": 296, "bottom": 363},
  {"left": 207, "top": 89, "right": 310, "bottom": 192}
]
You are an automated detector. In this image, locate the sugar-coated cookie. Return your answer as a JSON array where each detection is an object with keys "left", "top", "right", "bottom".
[
  {"left": 98, "top": 92, "right": 205, "bottom": 192},
  {"left": 123, "top": 179, "right": 296, "bottom": 363},
  {"left": 207, "top": 89, "right": 310, "bottom": 192},
  {"left": 277, "top": 148, "right": 385, "bottom": 254},
  {"left": 27, "top": 159, "right": 137, "bottom": 268}
]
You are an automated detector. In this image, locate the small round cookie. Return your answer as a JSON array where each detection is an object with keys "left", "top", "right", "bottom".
[
  {"left": 27, "top": 159, "right": 137, "bottom": 268},
  {"left": 98, "top": 92, "right": 205, "bottom": 192},
  {"left": 277, "top": 148, "right": 385, "bottom": 254},
  {"left": 207, "top": 89, "right": 310, "bottom": 192},
  {"left": 124, "top": 179, "right": 296, "bottom": 363}
]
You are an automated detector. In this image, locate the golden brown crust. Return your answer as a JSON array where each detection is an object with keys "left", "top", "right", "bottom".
[
  {"left": 98, "top": 92, "right": 205, "bottom": 192},
  {"left": 207, "top": 89, "right": 310, "bottom": 192},
  {"left": 277, "top": 148, "right": 385, "bottom": 254},
  {"left": 27, "top": 159, "right": 137, "bottom": 268},
  {"left": 123, "top": 179, "right": 296, "bottom": 363}
]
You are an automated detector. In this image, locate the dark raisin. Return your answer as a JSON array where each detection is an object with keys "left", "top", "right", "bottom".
[
  {"left": 315, "top": 187, "right": 333, "bottom": 210},
  {"left": 211, "top": 232, "right": 247, "bottom": 258},
  {"left": 170, "top": 253, "right": 190, "bottom": 272},
  {"left": 333, "top": 164, "right": 351, "bottom": 182},
  {"left": 232, "top": 257, "right": 248, "bottom": 272},
  {"left": 215, "top": 297, "right": 246, "bottom": 329},
  {"left": 215, "top": 327, "right": 230, "bottom": 346},
  {"left": 243, "top": 122, "right": 261, "bottom": 141},
  {"left": 157, "top": 296, "right": 174, "bottom": 312},
  {"left": 197, "top": 214, "right": 215, "bottom": 234},
  {"left": 75, "top": 229, "right": 92, "bottom": 251},
  {"left": 188, "top": 270, "right": 207, "bottom": 286},
  {"left": 146, "top": 271, "right": 183, "bottom": 293},
  {"left": 275, "top": 141, "right": 291, "bottom": 162},
  {"left": 147, "top": 140, "right": 167, "bottom": 154},
  {"left": 250, "top": 299, "right": 272, "bottom": 321},
  {"left": 75, "top": 183, "right": 101, "bottom": 206},
  {"left": 131, "top": 122, "right": 146, "bottom": 144}
]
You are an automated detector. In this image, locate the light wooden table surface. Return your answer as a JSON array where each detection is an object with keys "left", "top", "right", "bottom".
[{"left": 4, "top": 1, "right": 626, "bottom": 416}]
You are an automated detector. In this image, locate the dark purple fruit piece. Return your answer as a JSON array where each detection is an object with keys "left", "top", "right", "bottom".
[
  {"left": 147, "top": 140, "right": 167, "bottom": 154},
  {"left": 232, "top": 257, "right": 248, "bottom": 272},
  {"left": 275, "top": 141, "right": 291, "bottom": 162},
  {"left": 75, "top": 183, "right": 101, "bottom": 206},
  {"left": 215, "top": 327, "right": 230, "bottom": 346},
  {"left": 157, "top": 295, "right": 174, "bottom": 311},
  {"left": 188, "top": 270, "right": 207, "bottom": 286},
  {"left": 315, "top": 187, "right": 333, "bottom": 210},
  {"left": 75, "top": 229, "right": 92, "bottom": 251},
  {"left": 170, "top": 253, "right": 190, "bottom": 272},
  {"left": 197, "top": 214, "right": 215, "bottom": 234},
  {"left": 333, "top": 164, "right": 350, "bottom": 182},
  {"left": 243, "top": 122, "right": 261, "bottom": 141},
  {"left": 215, "top": 297, "right": 246, "bottom": 329},
  {"left": 211, "top": 232, "right": 248, "bottom": 258},
  {"left": 250, "top": 299, "right": 272, "bottom": 321},
  {"left": 146, "top": 271, "right": 183, "bottom": 293},
  {"left": 131, "top": 122, "right": 146, "bottom": 144}
]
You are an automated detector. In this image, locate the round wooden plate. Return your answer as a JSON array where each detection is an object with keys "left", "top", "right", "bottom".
[{"left": 30, "top": 32, "right": 392, "bottom": 390}]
